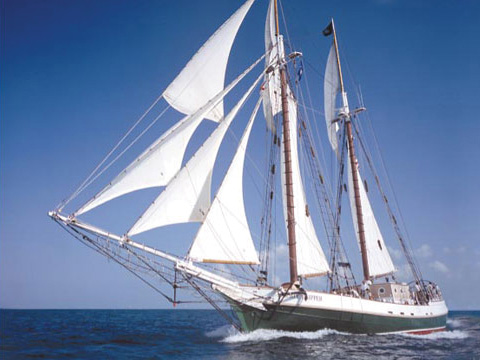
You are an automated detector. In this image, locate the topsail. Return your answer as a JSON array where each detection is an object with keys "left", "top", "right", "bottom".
[
  {"left": 324, "top": 44, "right": 341, "bottom": 154},
  {"left": 262, "top": 0, "right": 282, "bottom": 132}
]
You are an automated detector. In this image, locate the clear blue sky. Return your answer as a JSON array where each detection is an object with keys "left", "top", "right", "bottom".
[{"left": 1, "top": 0, "right": 479, "bottom": 310}]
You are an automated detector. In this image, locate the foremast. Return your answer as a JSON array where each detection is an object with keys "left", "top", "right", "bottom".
[
  {"left": 274, "top": 0, "right": 298, "bottom": 285},
  {"left": 329, "top": 20, "right": 370, "bottom": 281}
]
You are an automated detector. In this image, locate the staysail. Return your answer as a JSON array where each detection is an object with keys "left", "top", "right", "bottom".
[
  {"left": 324, "top": 44, "right": 341, "bottom": 154},
  {"left": 188, "top": 98, "right": 262, "bottom": 265},
  {"left": 346, "top": 152, "right": 396, "bottom": 278},
  {"left": 127, "top": 73, "right": 263, "bottom": 236},
  {"left": 76, "top": 117, "right": 199, "bottom": 216},
  {"left": 163, "top": 0, "right": 254, "bottom": 122},
  {"left": 280, "top": 94, "right": 330, "bottom": 277},
  {"left": 75, "top": 55, "right": 264, "bottom": 216}
]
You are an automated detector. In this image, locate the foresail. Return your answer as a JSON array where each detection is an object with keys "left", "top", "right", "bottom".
[
  {"left": 346, "top": 152, "right": 396, "bottom": 278},
  {"left": 262, "top": 0, "right": 281, "bottom": 132},
  {"left": 127, "top": 73, "right": 263, "bottom": 236},
  {"left": 281, "top": 94, "right": 330, "bottom": 277},
  {"left": 75, "top": 55, "right": 265, "bottom": 216},
  {"left": 188, "top": 98, "right": 262, "bottom": 265},
  {"left": 324, "top": 44, "right": 341, "bottom": 154},
  {"left": 163, "top": 0, "right": 254, "bottom": 122}
]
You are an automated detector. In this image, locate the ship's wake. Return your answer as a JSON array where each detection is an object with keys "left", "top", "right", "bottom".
[
  {"left": 206, "top": 325, "right": 469, "bottom": 343},
  {"left": 399, "top": 330, "right": 469, "bottom": 340},
  {"left": 217, "top": 328, "right": 345, "bottom": 343}
]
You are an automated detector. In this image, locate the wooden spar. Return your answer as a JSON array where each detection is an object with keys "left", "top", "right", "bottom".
[
  {"left": 275, "top": 0, "right": 298, "bottom": 284},
  {"left": 331, "top": 20, "right": 345, "bottom": 93},
  {"left": 280, "top": 66, "right": 298, "bottom": 284},
  {"left": 331, "top": 19, "right": 370, "bottom": 280},
  {"left": 346, "top": 120, "right": 370, "bottom": 280},
  {"left": 274, "top": 0, "right": 280, "bottom": 37}
]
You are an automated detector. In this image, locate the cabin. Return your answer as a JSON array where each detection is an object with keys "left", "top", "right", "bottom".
[{"left": 371, "top": 283, "right": 412, "bottom": 304}]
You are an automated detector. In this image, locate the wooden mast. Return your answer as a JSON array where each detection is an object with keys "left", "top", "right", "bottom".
[
  {"left": 275, "top": 0, "right": 298, "bottom": 284},
  {"left": 331, "top": 20, "right": 370, "bottom": 281}
]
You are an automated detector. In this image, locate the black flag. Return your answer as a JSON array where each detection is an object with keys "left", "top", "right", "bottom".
[{"left": 323, "top": 21, "right": 333, "bottom": 36}]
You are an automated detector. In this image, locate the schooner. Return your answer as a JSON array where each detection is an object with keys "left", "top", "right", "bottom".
[{"left": 50, "top": 0, "right": 448, "bottom": 334}]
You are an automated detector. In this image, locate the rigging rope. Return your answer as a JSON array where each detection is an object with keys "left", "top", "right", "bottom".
[
  {"left": 57, "top": 96, "right": 168, "bottom": 212},
  {"left": 181, "top": 275, "right": 242, "bottom": 331},
  {"left": 257, "top": 112, "right": 280, "bottom": 283},
  {"left": 54, "top": 220, "right": 177, "bottom": 303},
  {"left": 351, "top": 118, "right": 425, "bottom": 287}
]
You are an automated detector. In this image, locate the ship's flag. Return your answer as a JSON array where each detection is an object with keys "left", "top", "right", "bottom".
[{"left": 323, "top": 21, "right": 333, "bottom": 36}]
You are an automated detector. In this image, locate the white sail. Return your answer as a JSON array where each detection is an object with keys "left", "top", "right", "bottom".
[
  {"left": 188, "top": 98, "right": 262, "bottom": 265},
  {"left": 262, "top": 0, "right": 281, "bottom": 132},
  {"left": 75, "top": 55, "right": 264, "bottom": 216},
  {"left": 76, "top": 117, "right": 198, "bottom": 215},
  {"left": 346, "top": 152, "right": 396, "bottom": 278},
  {"left": 163, "top": 0, "right": 254, "bottom": 122},
  {"left": 128, "top": 73, "right": 263, "bottom": 236},
  {"left": 324, "top": 44, "right": 340, "bottom": 154},
  {"left": 280, "top": 94, "right": 330, "bottom": 277}
]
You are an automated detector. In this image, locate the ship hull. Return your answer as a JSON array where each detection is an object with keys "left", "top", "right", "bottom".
[
  {"left": 230, "top": 302, "right": 446, "bottom": 334},
  {"left": 218, "top": 288, "right": 448, "bottom": 334}
]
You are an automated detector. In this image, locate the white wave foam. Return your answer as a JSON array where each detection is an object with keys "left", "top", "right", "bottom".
[
  {"left": 401, "top": 330, "right": 468, "bottom": 340},
  {"left": 222, "top": 328, "right": 344, "bottom": 343},
  {"left": 446, "top": 318, "right": 463, "bottom": 328},
  {"left": 205, "top": 325, "right": 238, "bottom": 338}
]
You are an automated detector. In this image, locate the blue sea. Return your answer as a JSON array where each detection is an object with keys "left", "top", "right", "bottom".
[{"left": 1, "top": 309, "right": 478, "bottom": 359}]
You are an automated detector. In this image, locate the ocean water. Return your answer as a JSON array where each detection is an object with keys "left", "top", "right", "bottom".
[{"left": 1, "top": 310, "right": 478, "bottom": 359}]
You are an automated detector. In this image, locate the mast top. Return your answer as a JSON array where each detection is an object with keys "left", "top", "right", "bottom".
[
  {"left": 330, "top": 19, "right": 345, "bottom": 94},
  {"left": 274, "top": 0, "right": 280, "bottom": 36}
]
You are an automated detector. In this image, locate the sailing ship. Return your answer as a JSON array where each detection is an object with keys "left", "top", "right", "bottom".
[{"left": 49, "top": 0, "right": 448, "bottom": 334}]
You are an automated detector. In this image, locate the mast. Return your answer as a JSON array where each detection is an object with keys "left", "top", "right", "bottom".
[
  {"left": 275, "top": 0, "right": 298, "bottom": 284},
  {"left": 331, "top": 20, "right": 370, "bottom": 281}
]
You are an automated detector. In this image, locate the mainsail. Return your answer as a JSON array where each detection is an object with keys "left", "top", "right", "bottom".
[
  {"left": 346, "top": 152, "right": 396, "bottom": 278},
  {"left": 127, "top": 73, "right": 263, "bottom": 236},
  {"left": 188, "top": 98, "right": 262, "bottom": 265},
  {"left": 163, "top": 0, "right": 254, "bottom": 122},
  {"left": 280, "top": 94, "right": 330, "bottom": 277}
]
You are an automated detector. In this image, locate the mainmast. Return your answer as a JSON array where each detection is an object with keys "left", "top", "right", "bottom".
[
  {"left": 275, "top": 0, "right": 298, "bottom": 284},
  {"left": 330, "top": 20, "right": 370, "bottom": 281}
]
